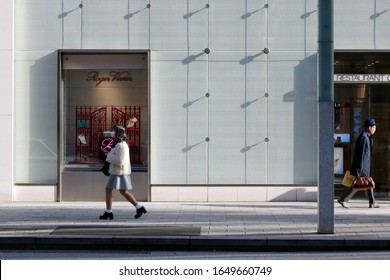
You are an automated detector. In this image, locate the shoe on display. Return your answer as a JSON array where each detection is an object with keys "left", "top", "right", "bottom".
[
  {"left": 127, "top": 116, "right": 138, "bottom": 128},
  {"left": 78, "top": 133, "right": 87, "bottom": 144}
]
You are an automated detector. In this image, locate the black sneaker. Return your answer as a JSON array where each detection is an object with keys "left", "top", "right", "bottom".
[
  {"left": 134, "top": 206, "right": 147, "bottom": 219},
  {"left": 99, "top": 211, "right": 114, "bottom": 220}
]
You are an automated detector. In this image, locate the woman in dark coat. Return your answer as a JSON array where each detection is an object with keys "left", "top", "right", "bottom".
[{"left": 338, "top": 119, "right": 379, "bottom": 209}]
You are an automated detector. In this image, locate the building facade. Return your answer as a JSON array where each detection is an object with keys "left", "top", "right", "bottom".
[{"left": 1, "top": 0, "right": 389, "bottom": 202}]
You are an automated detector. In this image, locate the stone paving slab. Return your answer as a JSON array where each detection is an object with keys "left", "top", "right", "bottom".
[{"left": 0, "top": 200, "right": 389, "bottom": 251}]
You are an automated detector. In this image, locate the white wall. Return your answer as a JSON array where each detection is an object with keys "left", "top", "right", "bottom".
[
  {"left": 150, "top": 0, "right": 318, "bottom": 185},
  {"left": 12, "top": 0, "right": 319, "bottom": 190},
  {"left": 0, "top": 0, "right": 13, "bottom": 201},
  {"left": 11, "top": 0, "right": 390, "bottom": 201},
  {"left": 334, "top": 0, "right": 390, "bottom": 49}
]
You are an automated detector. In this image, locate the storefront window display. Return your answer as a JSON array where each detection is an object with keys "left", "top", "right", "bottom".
[
  {"left": 60, "top": 53, "right": 148, "bottom": 171},
  {"left": 72, "top": 105, "right": 141, "bottom": 164},
  {"left": 334, "top": 52, "right": 390, "bottom": 195}
]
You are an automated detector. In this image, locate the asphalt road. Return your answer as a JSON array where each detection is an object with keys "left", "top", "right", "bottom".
[{"left": 1, "top": 250, "right": 390, "bottom": 260}]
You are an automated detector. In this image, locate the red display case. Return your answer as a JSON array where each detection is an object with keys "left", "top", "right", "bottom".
[{"left": 75, "top": 106, "right": 141, "bottom": 164}]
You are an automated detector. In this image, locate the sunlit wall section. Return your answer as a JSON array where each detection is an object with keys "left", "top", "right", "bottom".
[
  {"left": 206, "top": 1, "right": 267, "bottom": 184},
  {"left": 208, "top": 52, "right": 247, "bottom": 184},
  {"left": 14, "top": 0, "right": 63, "bottom": 51},
  {"left": 58, "top": 0, "right": 82, "bottom": 49},
  {"left": 265, "top": 1, "right": 318, "bottom": 184},
  {"left": 150, "top": 0, "right": 318, "bottom": 185},
  {"left": 150, "top": 51, "right": 208, "bottom": 184},
  {"left": 208, "top": 52, "right": 267, "bottom": 184},
  {"left": 82, "top": 0, "right": 129, "bottom": 49},
  {"left": 14, "top": 1, "right": 62, "bottom": 184},
  {"left": 209, "top": 0, "right": 262, "bottom": 51},
  {"left": 267, "top": 52, "right": 317, "bottom": 184},
  {"left": 150, "top": 0, "right": 208, "bottom": 51},
  {"left": 125, "top": 0, "right": 151, "bottom": 50},
  {"left": 150, "top": 0, "right": 209, "bottom": 184},
  {"left": 243, "top": 53, "right": 267, "bottom": 184},
  {"left": 267, "top": 0, "right": 318, "bottom": 51},
  {"left": 13, "top": 51, "right": 58, "bottom": 184},
  {"left": 334, "top": 0, "right": 390, "bottom": 49},
  {"left": 82, "top": 0, "right": 150, "bottom": 50}
]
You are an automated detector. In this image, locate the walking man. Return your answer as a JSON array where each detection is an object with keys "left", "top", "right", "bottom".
[{"left": 338, "top": 118, "right": 379, "bottom": 209}]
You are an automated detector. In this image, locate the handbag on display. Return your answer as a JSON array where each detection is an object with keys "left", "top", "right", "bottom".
[
  {"left": 101, "top": 161, "right": 110, "bottom": 176},
  {"left": 352, "top": 169, "right": 375, "bottom": 191}
]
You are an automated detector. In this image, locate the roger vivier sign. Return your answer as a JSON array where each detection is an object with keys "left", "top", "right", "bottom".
[{"left": 86, "top": 71, "right": 133, "bottom": 87}]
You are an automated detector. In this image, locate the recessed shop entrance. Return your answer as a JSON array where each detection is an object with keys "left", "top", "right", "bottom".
[
  {"left": 58, "top": 51, "right": 149, "bottom": 201},
  {"left": 334, "top": 51, "right": 390, "bottom": 198}
]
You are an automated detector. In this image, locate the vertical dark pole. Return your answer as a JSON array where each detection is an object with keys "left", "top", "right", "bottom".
[{"left": 318, "top": 0, "right": 334, "bottom": 233}]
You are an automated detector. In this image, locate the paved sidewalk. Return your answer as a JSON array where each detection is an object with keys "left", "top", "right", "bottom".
[{"left": 0, "top": 200, "right": 389, "bottom": 251}]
